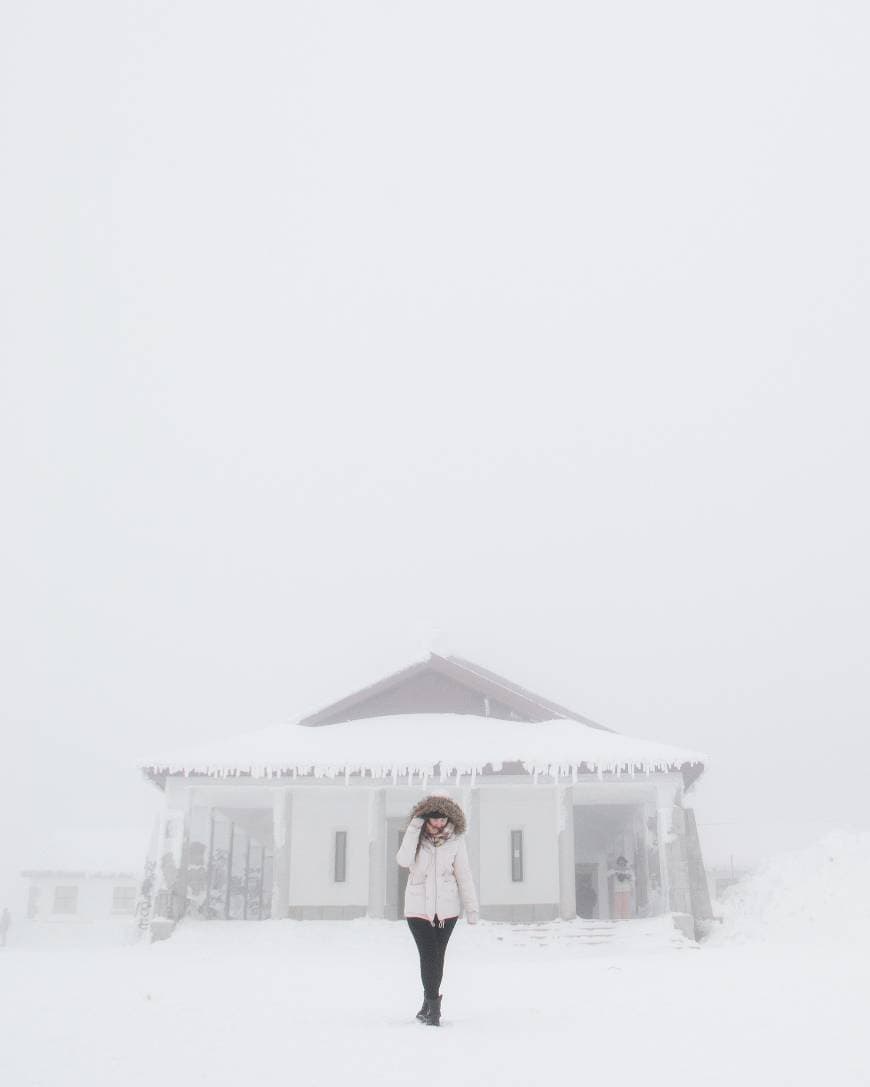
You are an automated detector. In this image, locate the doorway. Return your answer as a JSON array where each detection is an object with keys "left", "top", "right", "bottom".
[{"left": 574, "top": 863, "right": 600, "bottom": 919}]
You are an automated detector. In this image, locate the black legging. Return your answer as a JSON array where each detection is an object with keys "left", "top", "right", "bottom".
[{"left": 406, "top": 916, "right": 458, "bottom": 998}]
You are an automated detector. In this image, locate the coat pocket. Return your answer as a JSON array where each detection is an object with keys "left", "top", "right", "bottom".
[{"left": 408, "top": 853, "right": 430, "bottom": 885}]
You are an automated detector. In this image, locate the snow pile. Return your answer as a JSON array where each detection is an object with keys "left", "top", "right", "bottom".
[
  {"left": 714, "top": 831, "right": 870, "bottom": 946},
  {"left": 140, "top": 713, "right": 705, "bottom": 783}
]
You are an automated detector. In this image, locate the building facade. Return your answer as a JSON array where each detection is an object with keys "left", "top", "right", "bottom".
[{"left": 141, "top": 654, "right": 712, "bottom": 938}]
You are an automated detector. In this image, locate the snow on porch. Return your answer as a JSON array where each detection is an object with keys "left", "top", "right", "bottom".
[{"left": 140, "top": 713, "right": 706, "bottom": 783}]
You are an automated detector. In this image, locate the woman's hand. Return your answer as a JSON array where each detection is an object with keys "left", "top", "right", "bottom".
[
  {"left": 396, "top": 816, "right": 426, "bottom": 867},
  {"left": 466, "top": 911, "right": 479, "bottom": 925}
]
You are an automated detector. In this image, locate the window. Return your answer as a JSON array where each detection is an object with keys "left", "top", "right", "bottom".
[
  {"left": 334, "top": 831, "right": 347, "bottom": 883},
  {"left": 112, "top": 886, "right": 137, "bottom": 915},
  {"left": 511, "top": 830, "right": 524, "bottom": 882},
  {"left": 53, "top": 886, "right": 78, "bottom": 915}
]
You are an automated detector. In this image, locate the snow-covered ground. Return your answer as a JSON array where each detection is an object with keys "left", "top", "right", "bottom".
[
  {"left": 2, "top": 833, "right": 868, "bottom": 1087},
  {"left": 0, "top": 916, "right": 864, "bottom": 1086}
]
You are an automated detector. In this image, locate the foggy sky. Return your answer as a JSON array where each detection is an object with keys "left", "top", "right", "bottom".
[{"left": 2, "top": 2, "right": 869, "bottom": 907}]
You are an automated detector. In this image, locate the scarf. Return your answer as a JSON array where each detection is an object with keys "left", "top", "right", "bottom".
[{"left": 422, "top": 821, "right": 454, "bottom": 848}]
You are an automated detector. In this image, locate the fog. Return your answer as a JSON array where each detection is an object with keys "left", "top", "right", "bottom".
[{"left": 1, "top": 0, "right": 869, "bottom": 915}]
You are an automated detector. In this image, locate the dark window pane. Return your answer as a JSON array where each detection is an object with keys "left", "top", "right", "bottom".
[
  {"left": 511, "top": 830, "right": 524, "bottom": 882},
  {"left": 335, "top": 831, "right": 347, "bottom": 883}
]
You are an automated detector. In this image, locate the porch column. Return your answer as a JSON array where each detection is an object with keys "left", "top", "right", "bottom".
[
  {"left": 461, "top": 785, "right": 481, "bottom": 895},
  {"left": 171, "top": 787, "right": 196, "bottom": 920},
  {"left": 557, "top": 786, "right": 576, "bottom": 920},
  {"left": 656, "top": 802, "right": 672, "bottom": 913},
  {"left": 636, "top": 806, "right": 653, "bottom": 916},
  {"left": 665, "top": 805, "right": 693, "bottom": 916},
  {"left": 148, "top": 791, "right": 190, "bottom": 938},
  {"left": 684, "top": 807, "right": 713, "bottom": 921},
  {"left": 367, "top": 787, "right": 387, "bottom": 918},
  {"left": 144, "top": 809, "right": 168, "bottom": 937},
  {"left": 271, "top": 790, "right": 292, "bottom": 920}
]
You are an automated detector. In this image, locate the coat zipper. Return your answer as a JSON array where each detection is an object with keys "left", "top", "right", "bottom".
[{"left": 432, "top": 842, "right": 437, "bottom": 927}]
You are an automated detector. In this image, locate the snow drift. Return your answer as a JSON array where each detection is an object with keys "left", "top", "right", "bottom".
[{"left": 714, "top": 830, "right": 870, "bottom": 946}]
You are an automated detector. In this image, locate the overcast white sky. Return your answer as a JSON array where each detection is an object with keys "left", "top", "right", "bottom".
[{"left": 2, "top": 2, "right": 868, "bottom": 909}]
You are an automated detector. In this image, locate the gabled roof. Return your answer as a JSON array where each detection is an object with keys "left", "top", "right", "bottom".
[
  {"left": 444, "top": 654, "right": 609, "bottom": 730},
  {"left": 140, "top": 653, "right": 707, "bottom": 791},
  {"left": 298, "top": 652, "right": 612, "bottom": 731}
]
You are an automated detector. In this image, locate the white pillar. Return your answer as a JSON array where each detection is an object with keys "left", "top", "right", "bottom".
[
  {"left": 173, "top": 787, "right": 196, "bottom": 919},
  {"left": 656, "top": 803, "right": 672, "bottom": 913},
  {"left": 271, "top": 791, "right": 292, "bottom": 920},
  {"left": 367, "top": 788, "right": 387, "bottom": 918},
  {"left": 143, "top": 809, "right": 167, "bottom": 937},
  {"left": 459, "top": 786, "right": 481, "bottom": 916},
  {"left": 557, "top": 786, "right": 576, "bottom": 920},
  {"left": 159, "top": 803, "right": 187, "bottom": 917},
  {"left": 638, "top": 804, "right": 653, "bottom": 916}
]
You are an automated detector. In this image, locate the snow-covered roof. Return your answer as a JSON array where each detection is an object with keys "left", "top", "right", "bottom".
[
  {"left": 21, "top": 828, "right": 148, "bottom": 878},
  {"left": 140, "top": 714, "right": 705, "bottom": 784}
]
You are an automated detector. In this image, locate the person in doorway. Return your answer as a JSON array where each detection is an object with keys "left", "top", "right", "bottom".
[
  {"left": 0, "top": 907, "right": 10, "bottom": 947},
  {"left": 608, "top": 855, "right": 635, "bottom": 919},
  {"left": 576, "top": 880, "right": 598, "bottom": 920},
  {"left": 396, "top": 795, "right": 479, "bottom": 1026}
]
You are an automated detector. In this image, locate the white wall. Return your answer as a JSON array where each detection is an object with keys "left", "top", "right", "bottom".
[
  {"left": 288, "top": 789, "right": 370, "bottom": 907},
  {"left": 478, "top": 786, "right": 558, "bottom": 906},
  {"left": 164, "top": 775, "right": 685, "bottom": 914},
  {"left": 25, "top": 874, "right": 138, "bottom": 922}
]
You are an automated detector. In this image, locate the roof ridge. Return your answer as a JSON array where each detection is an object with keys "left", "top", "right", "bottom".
[{"left": 444, "top": 654, "right": 612, "bottom": 732}]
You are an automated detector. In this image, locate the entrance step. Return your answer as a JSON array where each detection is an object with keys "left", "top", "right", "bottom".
[{"left": 502, "top": 915, "right": 695, "bottom": 952}]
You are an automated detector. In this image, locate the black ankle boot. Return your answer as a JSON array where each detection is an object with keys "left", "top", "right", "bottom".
[
  {"left": 416, "top": 995, "right": 427, "bottom": 1022},
  {"left": 424, "top": 994, "right": 442, "bottom": 1026}
]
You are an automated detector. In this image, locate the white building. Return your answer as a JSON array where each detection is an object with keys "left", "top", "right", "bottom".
[
  {"left": 20, "top": 830, "right": 145, "bottom": 946},
  {"left": 140, "top": 654, "right": 712, "bottom": 939},
  {"left": 24, "top": 872, "right": 139, "bottom": 923}
]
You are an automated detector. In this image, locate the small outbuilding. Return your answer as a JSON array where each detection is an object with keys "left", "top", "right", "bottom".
[
  {"left": 19, "top": 829, "right": 146, "bottom": 946},
  {"left": 140, "top": 653, "right": 712, "bottom": 938}
]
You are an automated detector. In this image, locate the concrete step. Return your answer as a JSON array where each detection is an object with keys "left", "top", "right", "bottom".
[{"left": 501, "top": 915, "right": 696, "bottom": 952}]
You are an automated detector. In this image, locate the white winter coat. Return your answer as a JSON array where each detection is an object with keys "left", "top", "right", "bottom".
[{"left": 396, "top": 818, "right": 479, "bottom": 924}]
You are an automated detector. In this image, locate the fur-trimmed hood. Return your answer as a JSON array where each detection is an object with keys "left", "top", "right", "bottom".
[{"left": 408, "top": 794, "right": 467, "bottom": 836}]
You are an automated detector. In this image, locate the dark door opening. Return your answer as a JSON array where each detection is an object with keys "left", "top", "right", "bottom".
[{"left": 575, "top": 863, "right": 599, "bottom": 919}]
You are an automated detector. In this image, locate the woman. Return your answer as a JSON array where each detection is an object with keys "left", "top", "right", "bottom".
[
  {"left": 395, "top": 794, "right": 479, "bottom": 1026},
  {"left": 608, "top": 854, "right": 635, "bottom": 919}
]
